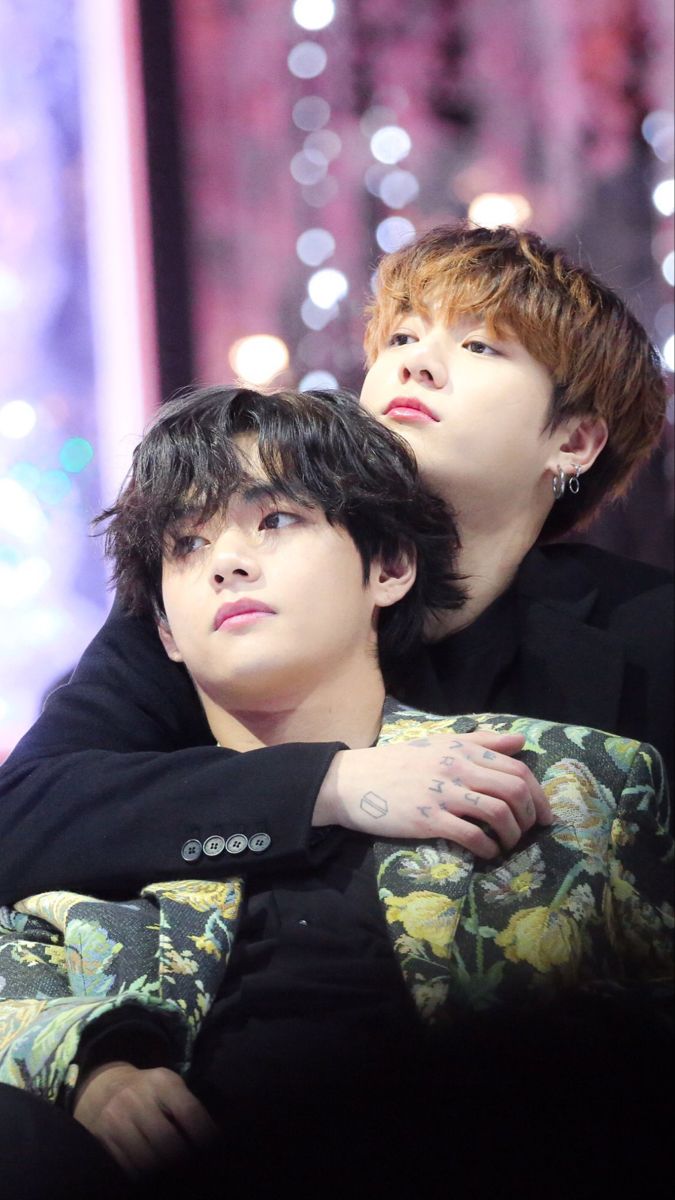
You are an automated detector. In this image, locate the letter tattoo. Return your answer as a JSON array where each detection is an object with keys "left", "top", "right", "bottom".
[
  {"left": 482, "top": 750, "right": 496, "bottom": 760},
  {"left": 428, "top": 779, "right": 445, "bottom": 794},
  {"left": 417, "top": 806, "right": 433, "bottom": 818},
  {"left": 360, "top": 791, "right": 388, "bottom": 819},
  {"left": 440, "top": 756, "right": 455, "bottom": 767},
  {"left": 464, "top": 792, "right": 481, "bottom": 807}
]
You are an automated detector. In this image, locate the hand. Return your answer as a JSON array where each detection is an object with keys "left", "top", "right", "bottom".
[
  {"left": 73, "top": 1061, "right": 218, "bottom": 1177},
  {"left": 314, "top": 730, "right": 552, "bottom": 858}
]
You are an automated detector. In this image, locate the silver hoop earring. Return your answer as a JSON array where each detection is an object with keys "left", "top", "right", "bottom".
[
  {"left": 552, "top": 467, "right": 566, "bottom": 500},
  {"left": 568, "top": 464, "right": 582, "bottom": 495}
]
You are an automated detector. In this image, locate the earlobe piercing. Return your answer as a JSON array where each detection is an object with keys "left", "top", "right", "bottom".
[
  {"left": 552, "top": 467, "right": 566, "bottom": 500},
  {"left": 552, "top": 464, "right": 583, "bottom": 500},
  {"left": 568, "top": 463, "right": 582, "bottom": 495}
]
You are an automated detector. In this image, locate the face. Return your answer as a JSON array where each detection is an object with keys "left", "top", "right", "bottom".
[
  {"left": 360, "top": 310, "right": 560, "bottom": 525},
  {"left": 157, "top": 445, "right": 412, "bottom": 712}
]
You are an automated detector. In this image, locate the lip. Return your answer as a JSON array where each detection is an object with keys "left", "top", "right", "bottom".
[
  {"left": 383, "top": 397, "right": 439, "bottom": 423},
  {"left": 213, "top": 598, "right": 276, "bottom": 631}
]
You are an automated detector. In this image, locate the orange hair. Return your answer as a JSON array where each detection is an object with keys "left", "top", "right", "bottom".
[{"left": 364, "top": 224, "right": 667, "bottom": 539}]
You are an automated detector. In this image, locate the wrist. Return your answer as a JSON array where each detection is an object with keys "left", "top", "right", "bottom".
[{"left": 313, "top": 750, "right": 347, "bottom": 826}]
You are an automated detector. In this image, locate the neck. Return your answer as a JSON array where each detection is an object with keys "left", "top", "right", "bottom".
[
  {"left": 427, "top": 505, "right": 543, "bottom": 640},
  {"left": 200, "top": 667, "right": 386, "bottom": 752}
]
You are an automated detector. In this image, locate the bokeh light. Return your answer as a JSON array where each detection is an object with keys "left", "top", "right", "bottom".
[
  {"left": 228, "top": 335, "right": 290, "bottom": 385},
  {"left": 299, "top": 369, "right": 338, "bottom": 390},
  {"left": 375, "top": 216, "right": 416, "bottom": 252},
  {"left": 290, "top": 149, "right": 328, "bottom": 185},
  {"left": 296, "top": 227, "right": 335, "bottom": 265},
  {"left": 378, "top": 169, "right": 419, "bottom": 209},
  {"left": 287, "top": 41, "right": 327, "bottom": 79},
  {"left": 370, "top": 125, "right": 412, "bottom": 165},
  {"left": 59, "top": 437, "right": 94, "bottom": 473},
  {"left": 292, "top": 0, "right": 335, "bottom": 31},
  {"left": 468, "top": 192, "right": 532, "bottom": 228},
  {"left": 307, "top": 267, "right": 348, "bottom": 308},
  {"left": 663, "top": 334, "right": 674, "bottom": 372},
  {"left": 300, "top": 297, "right": 338, "bottom": 330},
  {"left": 292, "top": 96, "right": 331, "bottom": 131},
  {"left": 662, "top": 251, "right": 675, "bottom": 286},
  {"left": 652, "top": 179, "right": 675, "bottom": 216},
  {"left": 0, "top": 399, "right": 37, "bottom": 438}
]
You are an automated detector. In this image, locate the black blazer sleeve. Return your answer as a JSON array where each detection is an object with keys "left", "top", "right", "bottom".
[{"left": 0, "top": 604, "right": 344, "bottom": 904}]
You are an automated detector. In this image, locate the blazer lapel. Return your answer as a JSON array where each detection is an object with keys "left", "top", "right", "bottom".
[{"left": 518, "top": 597, "right": 625, "bottom": 735}]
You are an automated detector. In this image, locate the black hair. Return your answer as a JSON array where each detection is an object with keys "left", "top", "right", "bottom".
[{"left": 96, "top": 386, "right": 465, "bottom": 670}]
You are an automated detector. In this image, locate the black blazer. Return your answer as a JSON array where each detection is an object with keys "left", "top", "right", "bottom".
[
  {"left": 0, "top": 542, "right": 671, "bottom": 904},
  {"left": 401, "top": 543, "right": 673, "bottom": 779}
]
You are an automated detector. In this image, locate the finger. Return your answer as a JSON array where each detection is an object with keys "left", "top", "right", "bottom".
[
  {"left": 450, "top": 789, "right": 522, "bottom": 850},
  {"left": 452, "top": 743, "right": 552, "bottom": 827},
  {"left": 157, "top": 1088, "right": 219, "bottom": 1148},
  {"left": 440, "top": 812, "right": 501, "bottom": 859}
]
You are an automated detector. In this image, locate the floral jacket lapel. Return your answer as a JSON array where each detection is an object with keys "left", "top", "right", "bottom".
[{"left": 372, "top": 703, "right": 480, "bottom": 1020}]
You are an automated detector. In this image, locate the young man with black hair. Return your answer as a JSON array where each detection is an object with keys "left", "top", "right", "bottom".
[{"left": 1, "top": 386, "right": 670, "bottom": 1198}]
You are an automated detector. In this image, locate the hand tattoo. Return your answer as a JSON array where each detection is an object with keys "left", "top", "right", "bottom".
[
  {"left": 417, "top": 806, "right": 432, "bottom": 818},
  {"left": 440, "top": 756, "right": 455, "bottom": 767},
  {"left": 464, "top": 792, "right": 481, "bottom": 807},
  {"left": 360, "top": 791, "right": 388, "bottom": 819},
  {"left": 482, "top": 750, "right": 496, "bottom": 760},
  {"left": 428, "top": 779, "right": 445, "bottom": 794}
]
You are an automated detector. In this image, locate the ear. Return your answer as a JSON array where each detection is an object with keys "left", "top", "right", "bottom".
[
  {"left": 156, "top": 615, "right": 184, "bottom": 663},
  {"left": 369, "top": 549, "right": 417, "bottom": 610},
  {"left": 545, "top": 415, "right": 608, "bottom": 478}
]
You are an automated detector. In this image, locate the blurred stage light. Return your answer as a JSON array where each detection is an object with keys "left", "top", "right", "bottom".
[
  {"left": 653, "top": 180, "right": 675, "bottom": 217},
  {"left": 304, "top": 129, "right": 341, "bottom": 161},
  {"left": 37, "top": 469, "right": 72, "bottom": 506},
  {"left": 0, "top": 555, "right": 51, "bottom": 608},
  {"left": 375, "top": 216, "right": 415, "bottom": 252},
  {"left": 0, "top": 399, "right": 37, "bottom": 439},
  {"left": 663, "top": 334, "right": 674, "bottom": 372},
  {"left": 292, "top": 0, "right": 335, "bottom": 31},
  {"left": 0, "top": 478, "right": 46, "bottom": 542},
  {"left": 0, "top": 266, "right": 24, "bottom": 311},
  {"left": 359, "top": 106, "right": 396, "bottom": 138},
  {"left": 229, "top": 335, "right": 289, "bottom": 386},
  {"left": 291, "top": 149, "right": 328, "bottom": 185},
  {"left": 379, "top": 169, "right": 419, "bottom": 209},
  {"left": 59, "top": 437, "right": 94, "bottom": 473},
  {"left": 296, "top": 228, "right": 335, "bottom": 265},
  {"left": 641, "top": 110, "right": 674, "bottom": 162},
  {"left": 662, "top": 251, "right": 675, "bottom": 286},
  {"left": 299, "top": 369, "right": 338, "bottom": 390},
  {"left": 292, "top": 96, "right": 330, "bottom": 131},
  {"left": 468, "top": 192, "right": 532, "bottom": 228},
  {"left": 307, "top": 267, "right": 348, "bottom": 308},
  {"left": 287, "top": 41, "right": 327, "bottom": 79},
  {"left": 300, "top": 297, "right": 338, "bottom": 330},
  {"left": 370, "top": 125, "right": 411, "bottom": 165},
  {"left": 8, "top": 462, "right": 41, "bottom": 491}
]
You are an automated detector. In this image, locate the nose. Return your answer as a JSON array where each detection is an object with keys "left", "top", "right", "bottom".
[
  {"left": 398, "top": 337, "right": 448, "bottom": 389},
  {"left": 210, "top": 535, "right": 261, "bottom": 588}
]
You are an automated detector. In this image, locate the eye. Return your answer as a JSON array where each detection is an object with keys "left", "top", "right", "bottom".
[
  {"left": 171, "top": 533, "right": 208, "bottom": 557},
  {"left": 387, "top": 330, "right": 417, "bottom": 348},
  {"left": 463, "top": 339, "right": 499, "bottom": 356},
  {"left": 259, "top": 510, "right": 300, "bottom": 531}
]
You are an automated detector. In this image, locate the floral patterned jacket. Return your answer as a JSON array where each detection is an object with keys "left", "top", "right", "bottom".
[{"left": 1, "top": 703, "right": 672, "bottom": 1105}]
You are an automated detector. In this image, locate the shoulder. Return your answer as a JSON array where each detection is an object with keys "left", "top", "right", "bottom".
[
  {"left": 519, "top": 543, "right": 672, "bottom": 636},
  {"left": 523, "top": 541, "right": 671, "bottom": 599}
]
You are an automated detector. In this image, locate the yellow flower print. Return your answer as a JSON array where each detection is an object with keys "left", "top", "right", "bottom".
[
  {"left": 544, "top": 759, "right": 613, "bottom": 860},
  {"left": 494, "top": 906, "right": 583, "bottom": 976},
  {"left": 383, "top": 891, "right": 460, "bottom": 959},
  {"left": 189, "top": 934, "right": 221, "bottom": 959},
  {"left": 146, "top": 879, "right": 243, "bottom": 919}
]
